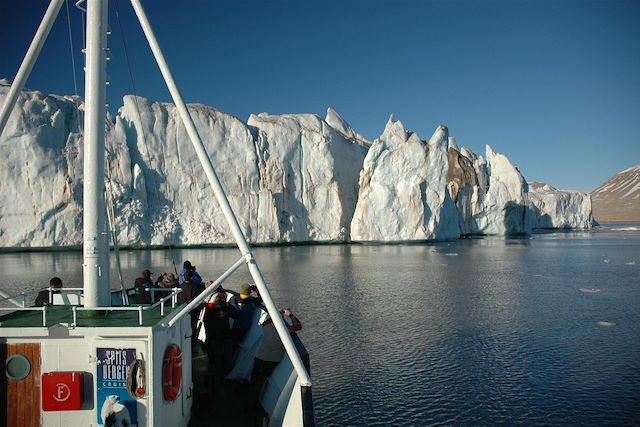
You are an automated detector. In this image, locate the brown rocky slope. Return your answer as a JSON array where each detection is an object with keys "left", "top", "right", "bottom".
[{"left": 591, "top": 166, "right": 640, "bottom": 224}]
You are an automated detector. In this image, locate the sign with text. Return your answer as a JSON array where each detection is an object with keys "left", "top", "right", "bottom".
[{"left": 96, "top": 347, "right": 138, "bottom": 426}]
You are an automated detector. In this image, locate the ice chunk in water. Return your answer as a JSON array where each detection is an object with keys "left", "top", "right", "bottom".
[{"left": 596, "top": 321, "right": 616, "bottom": 328}]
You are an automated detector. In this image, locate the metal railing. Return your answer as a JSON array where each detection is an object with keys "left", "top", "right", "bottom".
[
  {"left": 0, "top": 287, "right": 182, "bottom": 327},
  {"left": 0, "top": 307, "right": 47, "bottom": 327},
  {"left": 0, "top": 289, "right": 33, "bottom": 308},
  {"left": 71, "top": 287, "right": 181, "bottom": 326}
]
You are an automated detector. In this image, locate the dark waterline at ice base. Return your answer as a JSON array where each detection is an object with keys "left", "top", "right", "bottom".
[{"left": 2, "top": 231, "right": 639, "bottom": 426}]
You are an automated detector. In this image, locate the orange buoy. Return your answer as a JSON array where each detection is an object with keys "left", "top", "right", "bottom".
[{"left": 162, "top": 344, "right": 182, "bottom": 402}]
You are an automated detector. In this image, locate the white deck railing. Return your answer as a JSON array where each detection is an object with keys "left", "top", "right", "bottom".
[
  {"left": 0, "top": 306, "right": 47, "bottom": 327},
  {"left": 71, "top": 288, "right": 182, "bottom": 326},
  {"left": 0, "top": 287, "right": 182, "bottom": 327}
]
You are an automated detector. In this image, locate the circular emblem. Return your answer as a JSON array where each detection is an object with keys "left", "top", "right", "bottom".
[{"left": 53, "top": 383, "right": 71, "bottom": 402}]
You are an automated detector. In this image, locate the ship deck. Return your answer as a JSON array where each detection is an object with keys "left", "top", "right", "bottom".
[
  {"left": 188, "top": 343, "right": 268, "bottom": 427},
  {"left": 0, "top": 304, "right": 176, "bottom": 328}
]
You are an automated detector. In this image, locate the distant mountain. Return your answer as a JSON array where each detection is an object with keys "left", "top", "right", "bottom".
[{"left": 591, "top": 166, "right": 640, "bottom": 224}]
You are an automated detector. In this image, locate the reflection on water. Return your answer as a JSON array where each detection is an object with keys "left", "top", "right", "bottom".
[{"left": 2, "top": 232, "right": 640, "bottom": 425}]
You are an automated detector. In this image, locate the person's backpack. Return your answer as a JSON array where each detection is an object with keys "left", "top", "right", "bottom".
[{"left": 191, "top": 271, "right": 203, "bottom": 287}]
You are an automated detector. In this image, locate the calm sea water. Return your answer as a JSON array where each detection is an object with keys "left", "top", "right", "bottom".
[{"left": 1, "top": 228, "right": 639, "bottom": 426}]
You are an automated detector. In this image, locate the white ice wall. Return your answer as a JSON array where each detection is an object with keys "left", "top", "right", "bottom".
[{"left": 0, "top": 84, "right": 591, "bottom": 247}]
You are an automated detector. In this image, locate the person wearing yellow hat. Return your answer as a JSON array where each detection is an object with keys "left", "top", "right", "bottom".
[{"left": 231, "top": 283, "right": 259, "bottom": 355}]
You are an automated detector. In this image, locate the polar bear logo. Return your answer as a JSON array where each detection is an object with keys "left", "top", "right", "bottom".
[{"left": 100, "top": 395, "right": 132, "bottom": 427}]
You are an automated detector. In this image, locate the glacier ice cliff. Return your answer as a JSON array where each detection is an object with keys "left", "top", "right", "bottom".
[
  {"left": 0, "top": 87, "right": 84, "bottom": 247},
  {"left": 527, "top": 182, "right": 593, "bottom": 229},
  {"left": 0, "top": 83, "right": 592, "bottom": 247},
  {"left": 107, "top": 97, "right": 370, "bottom": 245},
  {"left": 350, "top": 119, "right": 459, "bottom": 241},
  {"left": 350, "top": 119, "right": 533, "bottom": 241}
]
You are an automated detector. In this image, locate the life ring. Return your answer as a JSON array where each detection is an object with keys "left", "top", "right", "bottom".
[
  {"left": 127, "top": 358, "right": 146, "bottom": 399},
  {"left": 162, "top": 344, "right": 182, "bottom": 402}
]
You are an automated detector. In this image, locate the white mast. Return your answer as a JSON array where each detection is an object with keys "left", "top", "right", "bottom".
[{"left": 83, "top": 0, "right": 110, "bottom": 308}]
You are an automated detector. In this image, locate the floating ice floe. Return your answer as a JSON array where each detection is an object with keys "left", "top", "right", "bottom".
[
  {"left": 603, "top": 259, "right": 611, "bottom": 264},
  {"left": 579, "top": 288, "right": 601, "bottom": 294},
  {"left": 596, "top": 321, "right": 616, "bottom": 328},
  {"left": 444, "top": 253, "right": 459, "bottom": 256},
  {"left": 626, "top": 261, "right": 636, "bottom": 265}
]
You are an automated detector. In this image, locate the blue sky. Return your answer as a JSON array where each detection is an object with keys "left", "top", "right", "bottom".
[{"left": 2, "top": 0, "right": 639, "bottom": 192}]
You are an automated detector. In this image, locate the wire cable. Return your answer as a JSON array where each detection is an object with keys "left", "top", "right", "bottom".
[
  {"left": 65, "top": 0, "right": 79, "bottom": 96},
  {"left": 112, "top": 0, "right": 152, "bottom": 159}
]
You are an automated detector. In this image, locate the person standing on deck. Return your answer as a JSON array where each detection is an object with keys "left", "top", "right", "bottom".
[
  {"left": 153, "top": 272, "right": 178, "bottom": 301},
  {"left": 179, "top": 261, "right": 203, "bottom": 289},
  {"left": 34, "top": 277, "right": 63, "bottom": 306},
  {"left": 204, "top": 290, "right": 236, "bottom": 386},
  {"left": 178, "top": 271, "right": 201, "bottom": 338},
  {"left": 249, "top": 308, "right": 302, "bottom": 408},
  {"left": 133, "top": 269, "right": 154, "bottom": 304},
  {"left": 179, "top": 261, "right": 205, "bottom": 306},
  {"left": 155, "top": 272, "right": 178, "bottom": 288},
  {"left": 231, "top": 283, "right": 260, "bottom": 355}
]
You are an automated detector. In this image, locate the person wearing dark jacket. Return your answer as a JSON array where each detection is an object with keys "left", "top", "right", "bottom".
[
  {"left": 178, "top": 271, "right": 202, "bottom": 338},
  {"left": 34, "top": 277, "right": 63, "bottom": 306},
  {"left": 231, "top": 283, "right": 260, "bottom": 354},
  {"left": 204, "top": 291, "right": 237, "bottom": 383},
  {"left": 134, "top": 269, "right": 154, "bottom": 304}
]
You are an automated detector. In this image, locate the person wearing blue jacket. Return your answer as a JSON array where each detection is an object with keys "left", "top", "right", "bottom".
[{"left": 178, "top": 260, "right": 203, "bottom": 288}]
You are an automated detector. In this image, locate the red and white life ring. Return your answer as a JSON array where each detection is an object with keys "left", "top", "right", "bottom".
[{"left": 162, "top": 344, "right": 182, "bottom": 402}]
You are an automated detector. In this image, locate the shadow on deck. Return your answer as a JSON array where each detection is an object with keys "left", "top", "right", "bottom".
[{"left": 188, "top": 343, "right": 267, "bottom": 427}]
